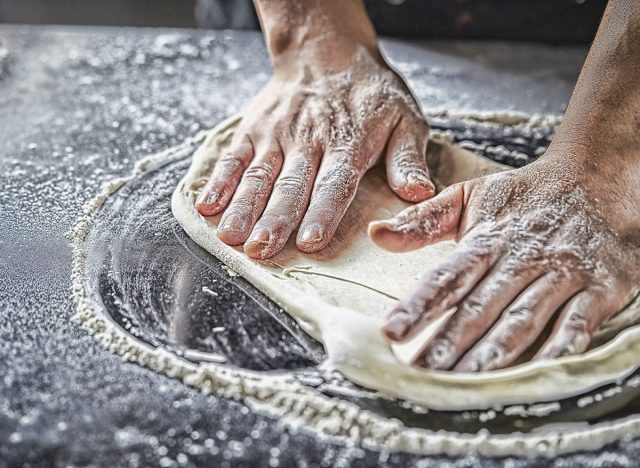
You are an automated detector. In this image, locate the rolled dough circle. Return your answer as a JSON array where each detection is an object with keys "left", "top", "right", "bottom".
[{"left": 172, "top": 114, "right": 640, "bottom": 411}]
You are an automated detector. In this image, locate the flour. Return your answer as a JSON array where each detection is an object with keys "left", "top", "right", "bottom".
[
  {"left": 425, "top": 108, "right": 563, "bottom": 130},
  {"left": 70, "top": 111, "right": 640, "bottom": 457},
  {"left": 173, "top": 114, "right": 640, "bottom": 411}
]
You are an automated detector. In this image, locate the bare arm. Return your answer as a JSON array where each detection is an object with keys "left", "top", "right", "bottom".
[{"left": 549, "top": 0, "right": 640, "bottom": 234}]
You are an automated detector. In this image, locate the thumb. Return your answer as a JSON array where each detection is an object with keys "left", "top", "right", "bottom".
[{"left": 368, "top": 183, "right": 465, "bottom": 253}]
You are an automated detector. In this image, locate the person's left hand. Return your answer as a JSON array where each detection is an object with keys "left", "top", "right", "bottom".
[
  {"left": 368, "top": 153, "right": 640, "bottom": 371},
  {"left": 195, "top": 47, "right": 435, "bottom": 260}
]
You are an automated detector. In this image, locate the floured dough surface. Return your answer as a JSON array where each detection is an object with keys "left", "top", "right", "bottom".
[{"left": 172, "top": 115, "right": 640, "bottom": 410}]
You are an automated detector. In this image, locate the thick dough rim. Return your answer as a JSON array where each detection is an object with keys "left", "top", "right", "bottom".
[{"left": 171, "top": 114, "right": 640, "bottom": 410}]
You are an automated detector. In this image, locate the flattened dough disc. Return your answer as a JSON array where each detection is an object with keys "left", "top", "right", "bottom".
[{"left": 172, "top": 115, "right": 640, "bottom": 410}]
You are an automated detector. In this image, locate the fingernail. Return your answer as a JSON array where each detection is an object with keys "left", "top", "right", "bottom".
[
  {"left": 299, "top": 223, "right": 324, "bottom": 244},
  {"left": 370, "top": 219, "right": 400, "bottom": 233},
  {"left": 196, "top": 190, "right": 212, "bottom": 205},
  {"left": 245, "top": 228, "right": 275, "bottom": 259},
  {"left": 219, "top": 213, "right": 244, "bottom": 233},
  {"left": 246, "top": 227, "right": 271, "bottom": 245},
  {"left": 195, "top": 190, "right": 221, "bottom": 214},
  {"left": 404, "top": 172, "right": 436, "bottom": 199},
  {"left": 383, "top": 312, "right": 411, "bottom": 341}
]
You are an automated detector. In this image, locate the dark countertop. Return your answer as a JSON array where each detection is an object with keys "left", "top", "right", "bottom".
[{"left": 2, "top": 25, "right": 636, "bottom": 467}]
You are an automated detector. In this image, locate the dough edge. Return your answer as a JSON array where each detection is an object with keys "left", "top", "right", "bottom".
[
  {"left": 66, "top": 113, "right": 640, "bottom": 457},
  {"left": 171, "top": 114, "right": 640, "bottom": 411}
]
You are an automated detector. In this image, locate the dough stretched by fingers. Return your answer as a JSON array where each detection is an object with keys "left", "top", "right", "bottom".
[
  {"left": 175, "top": 114, "right": 640, "bottom": 410},
  {"left": 368, "top": 183, "right": 465, "bottom": 253},
  {"left": 411, "top": 260, "right": 544, "bottom": 370},
  {"left": 382, "top": 232, "right": 502, "bottom": 343},
  {"left": 534, "top": 291, "right": 609, "bottom": 360},
  {"left": 454, "top": 272, "right": 584, "bottom": 372}
]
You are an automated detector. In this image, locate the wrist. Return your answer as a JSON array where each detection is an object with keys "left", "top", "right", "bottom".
[
  {"left": 539, "top": 137, "right": 640, "bottom": 237},
  {"left": 540, "top": 0, "right": 640, "bottom": 217},
  {"left": 254, "top": 0, "right": 379, "bottom": 71}
]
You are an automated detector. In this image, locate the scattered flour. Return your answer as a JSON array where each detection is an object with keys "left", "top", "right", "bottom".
[{"left": 69, "top": 110, "right": 640, "bottom": 458}]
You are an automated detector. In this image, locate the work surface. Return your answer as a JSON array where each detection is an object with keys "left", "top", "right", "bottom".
[{"left": 1, "top": 25, "right": 637, "bottom": 466}]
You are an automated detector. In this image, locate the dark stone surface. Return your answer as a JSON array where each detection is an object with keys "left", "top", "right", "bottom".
[{"left": 1, "top": 25, "right": 637, "bottom": 467}]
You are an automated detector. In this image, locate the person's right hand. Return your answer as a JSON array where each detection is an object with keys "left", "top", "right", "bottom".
[
  {"left": 369, "top": 151, "right": 640, "bottom": 371},
  {"left": 195, "top": 39, "right": 435, "bottom": 259}
]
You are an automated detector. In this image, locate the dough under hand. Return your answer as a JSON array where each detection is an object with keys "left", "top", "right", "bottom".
[{"left": 172, "top": 114, "right": 640, "bottom": 410}]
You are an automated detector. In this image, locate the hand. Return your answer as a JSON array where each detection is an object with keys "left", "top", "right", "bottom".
[
  {"left": 195, "top": 43, "right": 434, "bottom": 259},
  {"left": 369, "top": 154, "right": 640, "bottom": 372}
]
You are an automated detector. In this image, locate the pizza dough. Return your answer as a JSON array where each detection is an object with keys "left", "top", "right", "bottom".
[{"left": 171, "top": 114, "right": 640, "bottom": 410}]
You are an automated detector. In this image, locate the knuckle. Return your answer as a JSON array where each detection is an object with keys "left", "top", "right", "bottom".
[
  {"left": 226, "top": 199, "right": 253, "bottom": 213},
  {"left": 218, "top": 151, "right": 246, "bottom": 171},
  {"left": 565, "top": 312, "right": 590, "bottom": 334},
  {"left": 229, "top": 138, "right": 253, "bottom": 155},
  {"left": 469, "top": 246, "right": 496, "bottom": 266},
  {"left": 243, "top": 163, "right": 276, "bottom": 182},
  {"left": 426, "top": 266, "right": 458, "bottom": 289},
  {"left": 393, "top": 148, "right": 425, "bottom": 171},
  {"left": 316, "top": 164, "right": 360, "bottom": 198},
  {"left": 294, "top": 119, "right": 315, "bottom": 142},
  {"left": 506, "top": 306, "right": 534, "bottom": 325},
  {"left": 433, "top": 336, "right": 454, "bottom": 354},
  {"left": 549, "top": 248, "right": 582, "bottom": 268},
  {"left": 479, "top": 342, "right": 503, "bottom": 363},
  {"left": 491, "top": 275, "right": 513, "bottom": 293},
  {"left": 289, "top": 151, "right": 317, "bottom": 169},
  {"left": 466, "top": 228, "right": 502, "bottom": 256},
  {"left": 354, "top": 87, "right": 387, "bottom": 112},
  {"left": 254, "top": 214, "right": 294, "bottom": 237},
  {"left": 423, "top": 336, "right": 456, "bottom": 367},
  {"left": 328, "top": 143, "right": 359, "bottom": 162},
  {"left": 457, "top": 298, "right": 486, "bottom": 322},
  {"left": 274, "top": 175, "right": 306, "bottom": 192}
]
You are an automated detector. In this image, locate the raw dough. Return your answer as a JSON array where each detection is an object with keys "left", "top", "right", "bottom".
[{"left": 172, "top": 114, "right": 640, "bottom": 410}]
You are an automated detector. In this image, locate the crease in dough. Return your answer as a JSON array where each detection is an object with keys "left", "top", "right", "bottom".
[{"left": 276, "top": 264, "right": 400, "bottom": 300}]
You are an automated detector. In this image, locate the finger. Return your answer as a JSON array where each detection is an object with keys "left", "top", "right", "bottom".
[
  {"left": 383, "top": 229, "right": 502, "bottom": 343},
  {"left": 244, "top": 147, "right": 321, "bottom": 259},
  {"left": 295, "top": 151, "right": 361, "bottom": 253},
  {"left": 411, "top": 262, "right": 544, "bottom": 370},
  {"left": 385, "top": 116, "right": 435, "bottom": 202},
  {"left": 455, "top": 273, "right": 583, "bottom": 372},
  {"left": 534, "top": 291, "right": 606, "bottom": 360},
  {"left": 368, "top": 183, "right": 465, "bottom": 253},
  {"left": 216, "top": 144, "right": 283, "bottom": 246},
  {"left": 195, "top": 135, "right": 254, "bottom": 216}
]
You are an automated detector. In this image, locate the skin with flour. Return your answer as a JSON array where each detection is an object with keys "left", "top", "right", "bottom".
[
  {"left": 197, "top": 0, "right": 640, "bottom": 370},
  {"left": 195, "top": 0, "right": 434, "bottom": 258}
]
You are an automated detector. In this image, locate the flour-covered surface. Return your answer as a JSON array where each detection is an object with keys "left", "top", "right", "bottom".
[{"left": 1, "top": 24, "right": 636, "bottom": 466}]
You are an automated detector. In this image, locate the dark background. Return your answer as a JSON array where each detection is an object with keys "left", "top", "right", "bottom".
[{"left": 0, "top": 0, "right": 607, "bottom": 44}]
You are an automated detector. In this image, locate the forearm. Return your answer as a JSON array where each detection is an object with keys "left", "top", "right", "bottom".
[
  {"left": 551, "top": 0, "right": 640, "bottom": 162},
  {"left": 544, "top": 0, "right": 640, "bottom": 232},
  {"left": 253, "top": 0, "right": 380, "bottom": 71}
]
